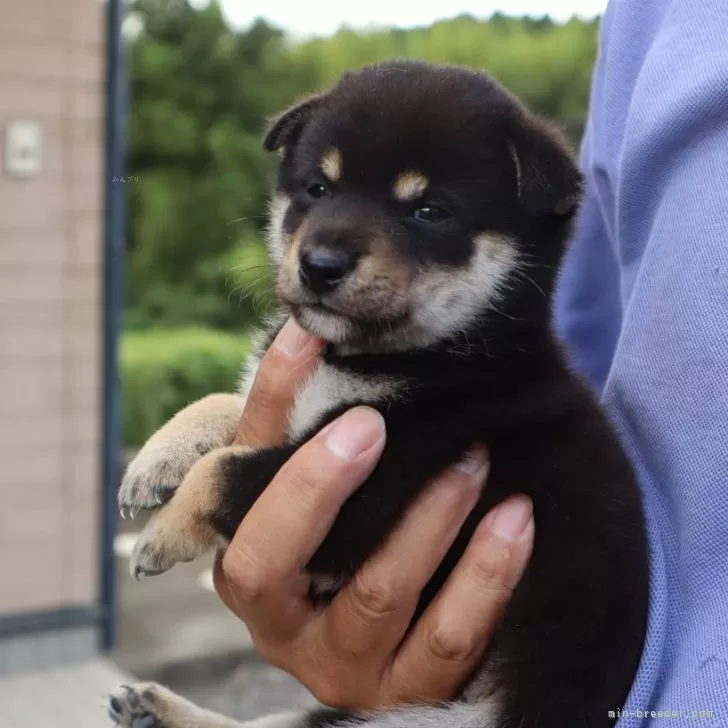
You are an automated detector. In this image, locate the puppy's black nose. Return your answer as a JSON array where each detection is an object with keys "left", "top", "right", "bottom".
[{"left": 299, "top": 249, "right": 355, "bottom": 295}]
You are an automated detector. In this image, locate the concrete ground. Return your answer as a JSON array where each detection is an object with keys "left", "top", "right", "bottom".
[
  {"left": 0, "top": 658, "right": 132, "bottom": 728},
  {"left": 112, "top": 509, "right": 317, "bottom": 722}
]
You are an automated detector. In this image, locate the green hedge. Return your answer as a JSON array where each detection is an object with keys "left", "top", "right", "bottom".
[{"left": 122, "top": 328, "right": 251, "bottom": 447}]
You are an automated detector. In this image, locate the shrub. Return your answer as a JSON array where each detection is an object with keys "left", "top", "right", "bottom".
[{"left": 121, "top": 328, "right": 251, "bottom": 447}]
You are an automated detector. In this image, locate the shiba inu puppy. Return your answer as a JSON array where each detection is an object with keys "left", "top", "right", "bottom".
[{"left": 110, "top": 60, "right": 647, "bottom": 728}]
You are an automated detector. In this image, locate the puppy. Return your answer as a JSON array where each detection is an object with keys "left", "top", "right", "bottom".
[{"left": 110, "top": 61, "right": 648, "bottom": 728}]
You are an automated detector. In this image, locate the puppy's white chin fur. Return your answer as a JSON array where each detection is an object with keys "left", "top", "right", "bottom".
[{"left": 294, "top": 306, "right": 353, "bottom": 344}]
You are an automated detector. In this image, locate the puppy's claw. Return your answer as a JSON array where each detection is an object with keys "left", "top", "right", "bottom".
[{"left": 130, "top": 561, "right": 165, "bottom": 581}]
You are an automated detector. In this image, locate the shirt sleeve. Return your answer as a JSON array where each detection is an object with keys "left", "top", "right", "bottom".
[
  {"left": 553, "top": 115, "right": 622, "bottom": 395},
  {"left": 555, "top": 1, "right": 728, "bottom": 723}
]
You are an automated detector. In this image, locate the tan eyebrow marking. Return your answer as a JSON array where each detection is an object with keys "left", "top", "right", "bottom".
[
  {"left": 393, "top": 171, "right": 429, "bottom": 202},
  {"left": 320, "top": 148, "right": 342, "bottom": 182}
]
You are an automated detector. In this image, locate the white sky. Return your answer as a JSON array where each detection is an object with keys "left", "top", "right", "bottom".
[{"left": 206, "top": 0, "right": 608, "bottom": 37}]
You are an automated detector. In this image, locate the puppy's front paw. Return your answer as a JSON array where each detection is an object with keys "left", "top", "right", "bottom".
[
  {"left": 118, "top": 393, "right": 245, "bottom": 519},
  {"left": 118, "top": 443, "right": 193, "bottom": 518},
  {"left": 129, "top": 445, "right": 250, "bottom": 579},
  {"left": 118, "top": 437, "right": 218, "bottom": 519}
]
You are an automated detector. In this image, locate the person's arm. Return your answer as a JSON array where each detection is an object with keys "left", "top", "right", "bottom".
[
  {"left": 555, "top": 0, "right": 728, "bottom": 719},
  {"left": 214, "top": 320, "right": 534, "bottom": 709},
  {"left": 553, "top": 116, "right": 622, "bottom": 396}
]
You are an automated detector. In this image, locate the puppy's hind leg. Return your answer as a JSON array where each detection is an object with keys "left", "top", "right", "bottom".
[
  {"left": 108, "top": 683, "right": 244, "bottom": 728},
  {"left": 108, "top": 683, "right": 503, "bottom": 728},
  {"left": 108, "top": 683, "right": 352, "bottom": 728}
]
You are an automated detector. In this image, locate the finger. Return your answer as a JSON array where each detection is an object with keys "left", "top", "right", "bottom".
[
  {"left": 389, "top": 494, "right": 534, "bottom": 703},
  {"left": 236, "top": 318, "right": 323, "bottom": 448},
  {"left": 218, "top": 407, "right": 386, "bottom": 638},
  {"left": 213, "top": 555, "right": 312, "bottom": 643},
  {"left": 319, "top": 449, "right": 489, "bottom": 662}
]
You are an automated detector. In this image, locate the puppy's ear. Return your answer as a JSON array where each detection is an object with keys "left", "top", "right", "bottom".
[
  {"left": 263, "top": 94, "right": 326, "bottom": 153},
  {"left": 509, "top": 119, "right": 582, "bottom": 217}
]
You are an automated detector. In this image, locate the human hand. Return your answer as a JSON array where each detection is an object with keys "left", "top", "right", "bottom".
[{"left": 214, "top": 318, "right": 534, "bottom": 710}]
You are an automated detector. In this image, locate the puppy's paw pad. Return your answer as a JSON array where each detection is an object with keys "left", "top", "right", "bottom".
[{"left": 107, "top": 684, "right": 160, "bottom": 728}]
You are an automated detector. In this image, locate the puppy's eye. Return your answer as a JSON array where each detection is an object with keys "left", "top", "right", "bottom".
[
  {"left": 307, "top": 182, "right": 329, "bottom": 199},
  {"left": 412, "top": 205, "right": 450, "bottom": 223}
]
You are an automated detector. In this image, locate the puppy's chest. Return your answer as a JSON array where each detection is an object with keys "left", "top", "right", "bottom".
[{"left": 287, "top": 362, "right": 405, "bottom": 440}]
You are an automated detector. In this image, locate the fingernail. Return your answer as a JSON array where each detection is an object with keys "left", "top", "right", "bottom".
[
  {"left": 274, "top": 319, "right": 313, "bottom": 358},
  {"left": 325, "top": 407, "right": 385, "bottom": 460},
  {"left": 456, "top": 447, "right": 489, "bottom": 481},
  {"left": 486, "top": 496, "right": 533, "bottom": 542}
]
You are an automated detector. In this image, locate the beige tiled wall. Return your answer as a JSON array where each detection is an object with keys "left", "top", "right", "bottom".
[{"left": 0, "top": 0, "right": 105, "bottom": 616}]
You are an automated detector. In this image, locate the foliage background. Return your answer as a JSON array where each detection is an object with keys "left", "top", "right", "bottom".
[{"left": 122, "top": 0, "right": 600, "bottom": 445}]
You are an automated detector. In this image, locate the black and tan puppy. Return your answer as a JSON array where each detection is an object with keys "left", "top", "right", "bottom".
[{"left": 110, "top": 61, "right": 648, "bottom": 728}]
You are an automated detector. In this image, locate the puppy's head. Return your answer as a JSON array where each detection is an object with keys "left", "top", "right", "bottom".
[{"left": 264, "top": 61, "right": 581, "bottom": 351}]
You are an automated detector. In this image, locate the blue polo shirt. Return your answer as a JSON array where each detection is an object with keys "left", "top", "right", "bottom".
[{"left": 555, "top": 1, "right": 728, "bottom": 724}]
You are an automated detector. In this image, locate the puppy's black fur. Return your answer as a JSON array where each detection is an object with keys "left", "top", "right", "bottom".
[
  {"left": 204, "top": 62, "right": 648, "bottom": 727},
  {"left": 118, "top": 61, "right": 648, "bottom": 728}
]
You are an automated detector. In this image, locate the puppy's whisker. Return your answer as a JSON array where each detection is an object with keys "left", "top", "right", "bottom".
[
  {"left": 226, "top": 214, "right": 270, "bottom": 226},
  {"left": 517, "top": 271, "right": 547, "bottom": 299},
  {"left": 227, "top": 263, "right": 274, "bottom": 277},
  {"left": 229, "top": 277, "right": 270, "bottom": 306},
  {"left": 489, "top": 305, "right": 522, "bottom": 322}
]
